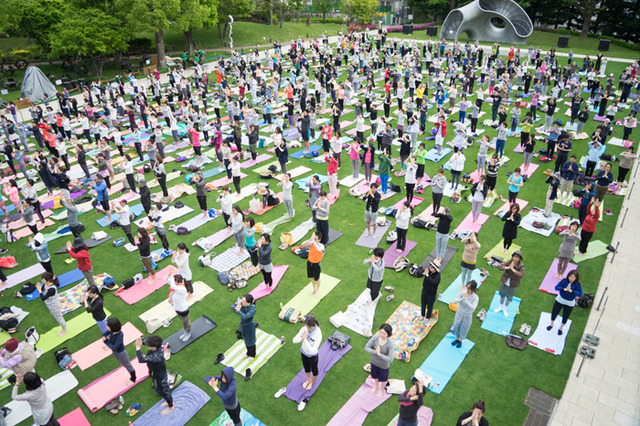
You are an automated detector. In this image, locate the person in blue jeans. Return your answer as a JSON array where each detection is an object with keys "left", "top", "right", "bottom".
[
  {"left": 495, "top": 121, "right": 508, "bottom": 158},
  {"left": 378, "top": 149, "right": 392, "bottom": 194}
]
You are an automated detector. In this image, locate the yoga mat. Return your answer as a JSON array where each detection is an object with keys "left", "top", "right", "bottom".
[
  {"left": 240, "top": 153, "right": 273, "bottom": 169},
  {"left": 481, "top": 291, "right": 521, "bottom": 336},
  {"left": 281, "top": 273, "right": 341, "bottom": 317},
  {"left": 483, "top": 240, "right": 522, "bottom": 260},
  {"left": 528, "top": 312, "right": 572, "bottom": 355},
  {"left": 173, "top": 213, "right": 219, "bottom": 232},
  {"left": 519, "top": 163, "right": 539, "bottom": 178},
  {"left": 79, "top": 359, "right": 149, "bottom": 412},
  {"left": 326, "top": 377, "right": 392, "bottom": 426},
  {"left": 387, "top": 406, "right": 434, "bottom": 426},
  {"left": 53, "top": 233, "right": 113, "bottom": 254},
  {"left": 201, "top": 166, "right": 225, "bottom": 179},
  {"left": 284, "top": 341, "right": 352, "bottom": 404},
  {"left": 58, "top": 408, "right": 91, "bottom": 426},
  {"left": 135, "top": 206, "right": 194, "bottom": 228},
  {"left": 24, "top": 268, "right": 84, "bottom": 301},
  {"left": 418, "top": 334, "right": 475, "bottom": 394},
  {"left": 493, "top": 199, "right": 529, "bottom": 216},
  {"left": 8, "top": 214, "right": 54, "bottom": 231},
  {"left": 386, "top": 301, "right": 438, "bottom": 362},
  {"left": 290, "top": 144, "right": 322, "bottom": 159},
  {"left": 116, "top": 266, "right": 176, "bottom": 305},
  {"left": 295, "top": 175, "right": 328, "bottom": 191},
  {"left": 198, "top": 228, "right": 234, "bottom": 250},
  {"left": 326, "top": 228, "right": 343, "bottom": 245},
  {"left": 339, "top": 174, "right": 365, "bottom": 188},
  {"left": 330, "top": 289, "right": 380, "bottom": 337},
  {"left": 264, "top": 215, "right": 293, "bottom": 232},
  {"left": 249, "top": 265, "right": 288, "bottom": 300},
  {"left": 246, "top": 193, "right": 283, "bottom": 215},
  {"left": 5, "top": 370, "right": 79, "bottom": 426},
  {"left": 438, "top": 269, "right": 488, "bottom": 304},
  {"left": 210, "top": 408, "right": 265, "bottom": 426},
  {"left": 539, "top": 259, "right": 578, "bottom": 294},
  {"left": 454, "top": 212, "right": 489, "bottom": 234},
  {"left": 222, "top": 329, "right": 284, "bottom": 378},
  {"left": 425, "top": 147, "right": 452, "bottom": 162},
  {"left": 207, "top": 173, "right": 248, "bottom": 189},
  {"left": 391, "top": 197, "right": 424, "bottom": 210},
  {"left": 133, "top": 381, "right": 210, "bottom": 426},
  {"left": 73, "top": 322, "right": 143, "bottom": 371},
  {"left": 41, "top": 190, "right": 87, "bottom": 210},
  {"left": 37, "top": 309, "right": 111, "bottom": 354},
  {"left": 166, "top": 315, "right": 217, "bottom": 354},
  {"left": 420, "top": 246, "right": 458, "bottom": 271},
  {"left": 13, "top": 219, "right": 55, "bottom": 239},
  {"left": 139, "top": 282, "right": 213, "bottom": 332},
  {"left": 279, "top": 218, "right": 316, "bottom": 250},
  {"left": 520, "top": 209, "right": 561, "bottom": 237},
  {"left": 208, "top": 247, "right": 250, "bottom": 272},
  {"left": 355, "top": 224, "right": 389, "bottom": 248},
  {"left": 97, "top": 203, "right": 145, "bottom": 227},
  {"left": 574, "top": 240, "right": 609, "bottom": 262},
  {"left": 383, "top": 240, "right": 418, "bottom": 268}
]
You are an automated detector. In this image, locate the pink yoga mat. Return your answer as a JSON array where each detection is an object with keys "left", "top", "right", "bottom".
[
  {"left": 78, "top": 359, "right": 150, "bottom": 412},
  {"left": 73, "top": 322, "right": 143, "bottom": 370},
  {"left": 107, "top": 182, "right": 125, "bottom": 196},
  {"left": 520, "top": 163, "right": 539, "bottom": 178},
  {"left": 383, "top": 240, "right": 418, "bottom": 268},
  {"left": 208, "top": 173, "right": 248, "bottom": 189},
  {"left": 249, "top": 265, "right": 289, "bottom": 300},
  {"left": 116, "top": 266, "right": 177, "bottom": 305},
  {"left": 240, "top": 153, "right": 273, "bottom": 169},
  {"left": 8, "top": 209, "right": 54, "bottom": 229},
  {"left": 455, "top": 212, "right": 489, "bottom": 233},
  {"left": 13, "top": 219, "right": 56, "bottom": 239},
  {"left": 468, "top": 171, "right": 483, "bottom": 184},
  {"left": 392, "top": 197, "right": 424, "bottom": 211},
  {"left": 494, "top": 199, "right": 529, "bottom": 216},
  {"left": 248, "top": 193, "right": 284, "bottom": 215},
  {"left": 5, "top": 263, "right": 46, "bottom": 289},
  {"left": 326, "top": 377, "right": 392, "bottom": 426},
  {"left": 539, "top": 258, "right": 578, "bottom": 295},
  {"left": 59, "top": 408, "right": 91, "bottom": 426},
  {"left": 513, "top": 144, "right": 525, "bottom": 153}
]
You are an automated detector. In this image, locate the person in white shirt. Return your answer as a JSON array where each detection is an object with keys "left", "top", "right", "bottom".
[
  {"left": 167, "top": 273, "right": 191, "bottom": 341},
  {"left": 450, "top": 147, "right": 466, "bottom": 191},
  {"left": 292, "top": 316, "right": 322, "bottom": 391},
  {"left": 172, "top": 243, "right": 193, "bottom": 295},
  {"left": 216, "top": 186, "right": 233, "bottom": 230},
  {"left": 278, "top": 173, "right": 295, "bottom": 218},
  {"left": 113, "top": 199, "right": 134, "bottom": 245}
]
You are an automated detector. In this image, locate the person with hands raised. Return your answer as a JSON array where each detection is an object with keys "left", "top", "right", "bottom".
[
  {"left": 207, "top": 366, "right": 242, "bottom": 425},
  {"left": 365, "top": 323, "right": 394, "bottom": 397},
  {"left": 547, "top": 270, "right": 583, "bottom": 335},
  {"left": 457, "top": 400, "right": 489, "bottom": 426},
  {"left": 397, "top": 377, "right": 427, "bottom": 426},
  {"left": 293, "top": 315, "right": 322, "bottom": 390}
]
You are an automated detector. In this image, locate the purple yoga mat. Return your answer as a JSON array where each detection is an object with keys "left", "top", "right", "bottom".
[
  {"left": 164, "top": 141, "right": 191, "bottom": 153},
  {"left": 285, "top": 341, "right": 352, "bottom": 404},
  {"left": 204, "top": 228, "right": 234, "bottom": 248},
  {"left": 355, "top": 224, "right": 389, "bottom": 249},
  {"left": 326, "top": 377, "right": 392, "bottom": 426},
  {"left": 41, "top": 190, "right": 87, "bottom": 210},
  {"left": 240, "top": 153, "right": 272, "bottom": 169},
  {"left": 383, "top": 240, "right": 418, "bottom": 268},
  {"left": 539, "top": 258, "right": 578, "bottom": 295}
]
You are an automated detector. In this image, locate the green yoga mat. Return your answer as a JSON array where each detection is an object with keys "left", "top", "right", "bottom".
[
  {"left": 253, "top": 160, "right": 280, "bottom": 174},
  {"left": 222, "top": 329, "right": 283, "bottom": 379},
  {"left": 282, "top": 273, "right": 341, "bottom": 316},
  {"left": 574, "top": 240, "right": 609, "bottom": 263},
  {"left": 38, "top": 309, "right": 111, "bottom": 354},
  {"left": 483, "top": 240, "right": 522, "bottom": 260}
]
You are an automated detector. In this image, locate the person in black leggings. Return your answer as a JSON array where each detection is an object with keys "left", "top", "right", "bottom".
[{"left": 501, "top": 203, "right": 521, "bottom": 252}]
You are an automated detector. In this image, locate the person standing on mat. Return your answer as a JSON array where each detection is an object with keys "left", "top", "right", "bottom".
[
  {"left": 278, "top": 174, "right": 295, "bottom": 218},
  {"left": 134, "top": 228, "right": 155, "bottom": 282},
  {"left": 150, "top": 203, "right": 170, "bottom": 252},
  {"left": 431, "top": 168, "right": 447, "bottom": 214},
  {"left": 135, "top": 335, "right": 174, "bottom": 415},
  {"left": 306, "top": 175, "right": 321, "bottom": 222},
  {"left": 365, "top": 323, "right": 394, "bottom": 397},
  {"left": 470, "top": 176, "right": 488, "bottom": 222},
  {"left": 451, "top": 280, "right": 479, "bottom": 348},
  {"left": 506, "top": 168, "right": 523, "bottom": 205},
  {"left": 495, "top": 250, "right": 525, "bottom": 316},
  {"left": 293, "top": 315, "right": 322, "bottom": 391},
  {"left": 172, "top": 243, "right": 193, "bottom": 296},
  {"left": 313, "top": 191, "right": 330, "bottom": 245},
  {"left": 557, "top": 221, "right": 581, "bottom": 278},
  {"left": 302, "top": 232, "right": 324, "bottom": 297},
  {"left": 92, "top": 174, "right": 111, "bottom": 223},
  {"left": 194, "top": 173, "right": 208, "bottom": 219},
  {"left": 364, "top": 247, "right": 385, "bottom": 303},
  {"left": 395, "top": 201, "right": 412, "bottom": 252},
  {"left": 578, "top": 200, "right": 600, "bottom": 256},
  {"left": 234, "top": 294, "right": 257, "bottom": 368},
  {"left": 547, "top": 270, "right": 583, "bottom": 335},
  {"left": 244, "top": 217, "right": 258, "bottom": 266},
  {"left": 217, "top": 186, "right": 234, "bottom": 230},
  {"left": 460, "top": 232, "right": 481, "bottom": 286},
  {"left": 397, "top": 378, "right": 427, "bottom": 426},
  {"left": 364, "top": 183, "right": 381, "bottom": 237},
  {"left": 12, "top": 372, "right": 60, "bottom": 426},
  {"left": 594, "top": 163, "right": 614, "bottom": 202},
  {"left": 501, "top": 203, "right": 521, "bottom": 253},
  {"left": 208, "top": 367, "right": 242, "bottom": 425},
  {"left": 28, "top": 233, "right": 52, "bottom": 274},
  {"left": 138, "top": 178, "right": 152, "bottom": 216},
  {"left": 231, "top": 206, "right": 245, "bottom": 256},
  {"left": 256, "top": 234, "right": 274, "bottom": 287},
  {"left": 36, "top": 273, "right": 67, "bottom": 337},
  {"left": 0, "top": 338, "right": 37, "bottom": 383},
  {"left": 432, "top": 207, "right": 453, "bottom": 265},
  {"left": 419, "top": 261, "right": 441, "bottom": 322},
  {"left": 81, "top": 285, "right": 108, "bottom": 334},
  {"left": 103, "top": 318, "right": 137, "bottom": 385},
  {"left": 457, "top": 401, "right": 489, "bottom": 426},
  {"left": 113, "top": 199, "right": 135, "bottom": 245},
  {"left": 168, "top": 274, "right": 191, "bottom": 342}
]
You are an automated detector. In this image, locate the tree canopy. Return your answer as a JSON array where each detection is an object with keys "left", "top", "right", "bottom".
[{"left": 343, "top": 0, "right": 379, "bottom": 24}]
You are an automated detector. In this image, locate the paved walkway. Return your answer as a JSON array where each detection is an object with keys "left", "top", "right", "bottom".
[{"left": 550, "top": 159, "right": 640, "bottom": 426}]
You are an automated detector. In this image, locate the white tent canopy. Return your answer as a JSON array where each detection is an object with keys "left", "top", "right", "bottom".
[{"left": 21, "top": 66, "right": 57, "bottom": 102}]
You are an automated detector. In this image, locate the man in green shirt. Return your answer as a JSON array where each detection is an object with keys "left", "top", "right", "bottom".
[
  {"left": 377, "top": 149, "right": 392, "bottom": 193},
  {"left": 414, "top": 142, "right": 429, "bottom": 188}
]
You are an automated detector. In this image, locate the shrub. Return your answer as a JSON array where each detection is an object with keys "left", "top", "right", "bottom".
[{"left": 386, "top": 22, "right": 435, "bottom": 33}]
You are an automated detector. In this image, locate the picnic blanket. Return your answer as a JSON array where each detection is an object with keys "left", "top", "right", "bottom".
[
  {"left": 329, "top": 289, "right": 380, "bottom": 337},
  {"left": 386, "top": 301, "right": 438, "bottom": 362}
]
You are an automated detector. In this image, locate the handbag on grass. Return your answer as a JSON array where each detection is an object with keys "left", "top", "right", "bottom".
[
  {"left": 327, "top": 330, "right": 351, "bottom": 350},
  {"left": 506, "top": 334, "right": 528, "bottom": 350}
]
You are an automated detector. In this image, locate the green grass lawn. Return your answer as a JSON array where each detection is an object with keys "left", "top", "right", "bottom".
[{"left": 0, "top": 53, "right": 633, "bottom": 426}]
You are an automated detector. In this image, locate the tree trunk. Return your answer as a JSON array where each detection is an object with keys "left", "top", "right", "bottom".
[
  {"left": 90, "top": 60, "right": 103, "bottom": 78},
  {"left": 450, "top": 0, "right": 456, "bottom": 11},
  {"left": 268, "top": 7, "right": 273, "bottom": 25},
  {"left": 156, "top": 28, "right": 167, "bottom": 69},
  {"left": 185, "top": 29, "right": 194, "bottom": 55},
  {"left": 217, "top": 22, "right": 229, "bottom": 39},
  {"left": 322, "top": 12, "right": 326, "bottom": 24},
  {"left": 580, "top": 13, "right": 592, "bottom": 37},
  {"left": 279, "top": 10, "right": 285, "bottom": 28}
]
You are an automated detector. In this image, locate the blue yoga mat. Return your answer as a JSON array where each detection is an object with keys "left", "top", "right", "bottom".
[
  {"left": 295, "top": 174, "right": 328, "bottom": 190},
  {"left": 133, "top": 381, "right": 210, "bottom": 426},
  {"left": 438, "top": 269, "right": 486, "bottom": 305},
  {"left": 290, "top": 145, "right": 322, "bottom": 159},
  {"left": 211, "top": 408, "right": 266, "bottom": 426},
  {"left": 201, "top": 166, "right": 225, "bottom": 179},
  {"left": 24, "top": 268, "right": 85, "bottom": 301},
  {"left": 96, "top": 203, "right": 145, "bottom": 227},
  {"left": 425, "top": 147, "right": 452, "bottom": 163},
  {"left": 418, "top": 333, "right": 475, "bottom": 395},
  {"left": 480, "top": 291, "right": 521, "bottom": 336},
  {"left": 0, "top": 204, "right": 17, "bottom": 217}
]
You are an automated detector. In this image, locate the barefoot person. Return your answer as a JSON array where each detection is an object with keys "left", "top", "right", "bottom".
[
  {"left": 364, "top": 183, "right": 381, "bottom": 237},
  {"left": 135, "top": 228, "right": 155, "bottom": 281},
  {"left": 364, "top": 247, "right": 385, "bottom": 303},
  {"left": 168, "top": 274, "right": 191, "bottom": 342},
  {"left": 451, "top": 280, "right": 479, "bottom": 348},
  {"left": 234, "top": 294, "right": 257, "bottom": 367},
  {"left": 135, "top": 335, "right": 175, "bottom": 415},
  {"left": 420, "top": 261, "right": 441, "bottom": 321},
  {"left": 365, "top": 323, "right": 394, "bottom": 397},
  {"left": 293, "top": 315, "right": 322, "bottom": 390},
  {"left": 103, "top": 318, "right": 137, "bottom": 385},
  {"left": 495, "top": 251, "right": 525, "bottom": 316},
  {"left": 36, "top": 272, "right": 67, "bottom": 337},
  {"left": 11, "top": 372, "right": 61, "bottom": 426},
  {"left": 547, "top": 270, "right": 583, "bottom": 335},
  {"left": 557, "top": 221, "right": 581, "bottom": 278},
  {"left": 302, "top": 232, "right": 324, "bottom": 297}
]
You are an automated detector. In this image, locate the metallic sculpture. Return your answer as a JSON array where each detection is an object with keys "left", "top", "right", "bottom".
[
  {"left": 229, "top": 15, "right": 234, "bottom": 49},
  {"left": 441, "top": 0, "right": 533, "bottom": 45}
]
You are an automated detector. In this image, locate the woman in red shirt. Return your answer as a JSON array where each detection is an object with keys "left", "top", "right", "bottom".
[
  {"left": 578, "top": 200, "right": 600, "bottom": 255},
  {"left": 188, "top": 124, "right": 202, "bottom": 165},
  {"left": 66, "top": 237, "right": 96, "bottom": 287},
  {"left": 326, "top": 152, "right": 338, "bottom": 199}
]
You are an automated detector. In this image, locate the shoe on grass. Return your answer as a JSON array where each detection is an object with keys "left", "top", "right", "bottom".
[
  {"left": 385, "top": 295, "right": 395, "bottom": 302},
  {"left": 297, "top": 399, "right": 308, "bottom": 411},
  {"left": 274, "top": 387, "right": 286, "bottom": 398},
  {"left": 214, "top": 353, "right": 224, "bottom": 365}
]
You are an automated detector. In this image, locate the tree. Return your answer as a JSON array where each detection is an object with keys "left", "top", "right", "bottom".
[
  {"left": 273, "top": 0, "right": 290, "bottom": 28},
  {"left": 343, "top": 0, "right": 379, "bottom": 23},
  {"left": 575, "top": 0, "right": 602, "bottom": 36},
  {"left": 314, "top": 0, "right": 338, "bottom": 23},
  {"left": 117, "top": 0, "right": 180, "bottom": 68},
  {"left": 216, "top": 0, "right": 254, "bottom": 39},
  {"left": 407, "top": 0, "right": 450, "bottom": 21},
  {"left": 175, "top": 0, "right": 219, "bottom": 54},
  {"left": 0, "top": 0, "right": 66, "bottom": 51},
  {"left": 50, "top": 8, "right": 128, "bottom": 77},
  {"left": 597, "top": 0, "right": 640, "bottom": 42}
]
